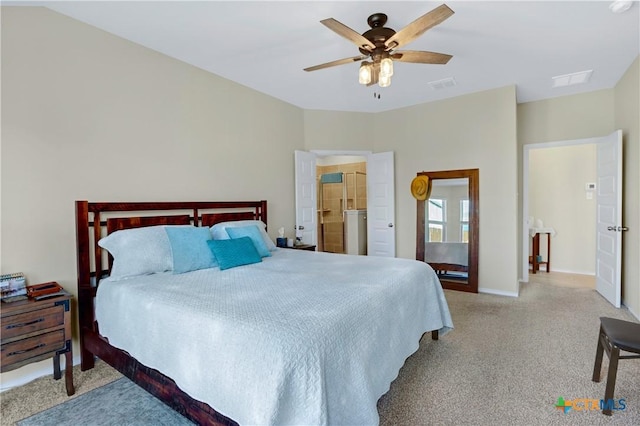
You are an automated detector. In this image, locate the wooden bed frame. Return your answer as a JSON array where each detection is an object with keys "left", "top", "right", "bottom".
[
  {"left": 75, "top": 199, "right": 439, "bottom": 424},
  {"left": 75, "top": 200, "right": 268, "bottom": 425},
  {"left": 428, "top": 262, "right": 469, "bottom": 274}
]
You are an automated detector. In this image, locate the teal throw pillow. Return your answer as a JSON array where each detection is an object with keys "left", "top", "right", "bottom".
[
  {"left": 165, "top": 226, "right": 216, "bottom": 274},
  {"left": 207, "top": 237, "right": 262, "bottom": 270},
  {"left": 226, "top": 225, "right": 272, "bottom": 258}
]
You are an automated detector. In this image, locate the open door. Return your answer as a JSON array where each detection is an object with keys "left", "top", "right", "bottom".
[
  {"left": 367, "top": 152, "right": 395, "bottom": 257},
  {"left": 294, "top": 150, "right": 395, "bottom": 255},
  {"left": 294, "top": 150, "right": 317, "bottom": 246},
  {"left": 596, "top": 130, "right": 624, "bottom": 307}
]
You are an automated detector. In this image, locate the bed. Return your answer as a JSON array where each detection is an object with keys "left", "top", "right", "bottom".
[
  {"left": 424, "top": 242, "right": 469, "bottom": 276},
  {"left": 75, "top": 200, "right": 453, "bottom": 425}
]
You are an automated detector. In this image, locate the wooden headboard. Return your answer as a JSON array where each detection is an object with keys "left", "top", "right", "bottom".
[
  {"left": 74, "top": 201, "right": 267, "bottom": 354},
  {"left": 74, "top": 200, "right": 266, "bottom": 425}
]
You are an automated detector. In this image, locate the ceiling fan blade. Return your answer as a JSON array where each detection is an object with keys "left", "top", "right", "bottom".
[
  {"left": 391, "top": 50, "right": 452, "bottom": 64},
  {"left": 321, "top": 18, "right": 376, "bottom": 52},
  {"left": 384, "top": 4, "right": 454, "bottom": 50},
  {"left": 304, "top": 55, "right": 368, "bottom": 72}
]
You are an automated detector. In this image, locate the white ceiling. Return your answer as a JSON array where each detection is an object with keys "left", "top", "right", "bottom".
[{"left": 14, "top": 1, "right": 640, "bottom": 113}]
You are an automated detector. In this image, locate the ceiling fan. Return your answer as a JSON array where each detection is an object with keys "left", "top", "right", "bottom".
[{"left": 304, "top": 3, "right": 454, "bottom": 88}]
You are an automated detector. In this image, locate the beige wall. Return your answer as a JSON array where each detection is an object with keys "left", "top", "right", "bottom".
[
  {"left": 370, "top": 86, "right": 520, "bottom": 296},
  {"left": 518, "top": 56, "right": 640, "bottom": 318},
  {"left": 1, "top": 7, "right": 302, "bottom": 385},
  {"left": 303, "top": 110, "right": 373, "bottom": 151},
  {"left": 304, "top": 87, "right": 522, "bottom": 296},
  {"left": 528, "top": 144, "right": 597, "bottom": 274},
  {"left": 2, "top": 7, "right": 638, "bottom": 390},
  {"left": 518, "top": 90, "right": 615, "bottom": 144},
  {"left": 517, "top": 90, "right": 615, "bottom": 279},
  {"left": 615, "top": 56, "right": 640, "bottom": 318}
]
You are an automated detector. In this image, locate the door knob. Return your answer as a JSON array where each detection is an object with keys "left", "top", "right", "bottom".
[
  {"left": 608, "top": 226, "right": 629, "bottom": 232},
  {"left": 297, "top": 225, "right": 305, "bottom": 230},
  {"left": 388, "top": 223, "right": 394, "bottom": 228}
]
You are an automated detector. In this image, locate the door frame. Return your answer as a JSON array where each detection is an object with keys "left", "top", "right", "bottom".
[
  {"left": 305, "top": 150, "right": 397, "bottom": 257},
  {"left": 522, "top": 135, "right": 605, "bottom": 283}
]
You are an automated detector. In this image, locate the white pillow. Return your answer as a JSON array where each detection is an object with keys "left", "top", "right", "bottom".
[
  {"left": 98, "top": 225, "right": 177, "bottom": 279},
  {"left": 210, "top": 220, "right": 276, "bottom": 251}
]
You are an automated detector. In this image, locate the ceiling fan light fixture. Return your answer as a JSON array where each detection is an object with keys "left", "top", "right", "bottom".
[
  {"left": 379, "top": 73, "right": 391, "bottom": 88},
  {"left": 359, "top": 62, "right": 373, "bottom": 85},
  {"left": 305, "top": 5, "right": 454, "bottom": 90},
  {"left": 609, "top": 1, "right": 633, "bottom": 13},
  {"left": 380, "top": 57, "right": 394, "bottom": 78}
]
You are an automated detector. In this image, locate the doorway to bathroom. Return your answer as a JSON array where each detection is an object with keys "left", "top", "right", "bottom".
[
  {"left": 317, "top": 155, "right": 367, "bottom": 254},
  {"left": 295, "top": 150, "right": 395, "bottom": 257}
]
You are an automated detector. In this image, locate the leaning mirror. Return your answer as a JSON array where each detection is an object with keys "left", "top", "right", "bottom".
[{"left": 416, "top": 169, "right": 479, "bottom": 293}]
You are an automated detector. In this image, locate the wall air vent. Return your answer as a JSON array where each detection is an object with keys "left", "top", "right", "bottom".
[
  {"left": 552, "top": 70, "right": 593, "bottom": 88},
  {"left": 428, "top": 77, "right": 457, "bottom": 90}
]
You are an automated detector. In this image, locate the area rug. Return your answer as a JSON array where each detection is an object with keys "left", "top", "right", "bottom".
[{"left": 17, "top": 377, "right": 194, "bottom": 426}]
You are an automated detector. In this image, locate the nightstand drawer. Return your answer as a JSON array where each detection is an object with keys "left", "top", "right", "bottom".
[
  {"left": 1, "top": 329, "right": 65, "bottom": 367},
  {"left": 1, "top": 305, "right": 65, "bottom": 341}
]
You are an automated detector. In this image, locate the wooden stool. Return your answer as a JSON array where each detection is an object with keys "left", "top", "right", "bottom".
[{"left": 592, "top": 317, "right": 640, "bottom": 415}]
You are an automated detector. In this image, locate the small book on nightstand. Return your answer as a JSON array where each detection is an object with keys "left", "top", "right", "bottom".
[
  {"left": 27, "top": 282, "right": 68, "bottom": 300},
  {"left": 1, "top": 272, "right": 27, "bottom": 303}
]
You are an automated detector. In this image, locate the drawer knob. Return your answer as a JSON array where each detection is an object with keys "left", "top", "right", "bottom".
[{"left": 6, "top": 318, "right": 44, "bottom": 330}]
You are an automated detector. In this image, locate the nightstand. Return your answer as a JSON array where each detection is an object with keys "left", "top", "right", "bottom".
[
  {"left": 286, "top": 244, "right": 317, "bottom": 251},
  {"left": 1, "top": 289, "right": 75, "bottom": 396}
]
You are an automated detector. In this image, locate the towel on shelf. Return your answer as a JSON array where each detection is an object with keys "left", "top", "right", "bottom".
[{"left": 320, "top": 173, "right": 343, "bottom": 184}]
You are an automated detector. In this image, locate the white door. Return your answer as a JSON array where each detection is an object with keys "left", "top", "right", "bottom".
[
  {"left": 367, "top": 151, "right": 396, "bottom": 257},
  {"left": 596, "top": 130, "right": 623, "bottom": 308},
  {"left": 294, "top": 150, "right": 317, "bottom": 246}
]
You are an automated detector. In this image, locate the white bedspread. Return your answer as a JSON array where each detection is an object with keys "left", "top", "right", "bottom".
[
  {"left": 96, "top": 249, "right": 453, "bottom": 426},
  {"left": 425, "top": 242, "right": 468, "bottom": 267}
]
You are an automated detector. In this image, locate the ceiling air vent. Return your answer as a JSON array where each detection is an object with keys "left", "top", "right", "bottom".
[
  {"left": 552, "top": 70, "right": 593, "bottom": 88},
  {"left": 428, "top": 77, "right": 457, "bottom": 90}
]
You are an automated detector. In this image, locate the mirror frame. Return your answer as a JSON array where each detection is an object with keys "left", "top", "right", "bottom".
[{"left": 416, "top": 168, "right": 479, "bottom": 293}]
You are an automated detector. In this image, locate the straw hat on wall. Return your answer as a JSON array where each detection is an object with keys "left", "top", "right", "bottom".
[{"left": 411, "top": 175, "right": 432, "bottom": 201}]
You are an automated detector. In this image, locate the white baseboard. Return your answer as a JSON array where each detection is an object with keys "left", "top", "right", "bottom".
[
  {"left": 548, "top": 268, "right": 595, "bottom": 276},
  {"left": 478, "top": 287, "right": 519, "bottom": 298},
  {"left": 622, "top": 302, "right": 640, "bottom": 321},
  {"left": 0, "top": 355, "right": 81, "bottom": 393}
]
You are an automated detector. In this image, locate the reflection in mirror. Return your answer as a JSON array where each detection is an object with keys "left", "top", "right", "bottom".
[
  {"left": 416, "top": 169, "right": 478, "bottom": 293},
  {"left": 426, "top": 178, "right": 469, "bottom": 282}
]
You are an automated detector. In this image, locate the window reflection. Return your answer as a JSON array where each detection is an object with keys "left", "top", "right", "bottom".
[{"left": 427, "top": 199, "right": 446, "bottom": 242}]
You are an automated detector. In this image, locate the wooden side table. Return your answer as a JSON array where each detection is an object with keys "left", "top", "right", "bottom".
[
  {"left": 1, "top": 289, "right": 75, "bottom": 395},
  {"left": 530, "top": 231, "right": 551, "bottom": 274},
  {"left": 285, "top": 244, "right": 317, "bottom": 251}
]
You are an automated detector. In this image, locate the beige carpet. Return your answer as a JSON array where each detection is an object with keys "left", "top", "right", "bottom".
[
  {"left": 1, "top": 360, "right": 122, "bottom": 425},
  {"left": 2, "top": 278, "right": 638, "bottom": 425}
]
